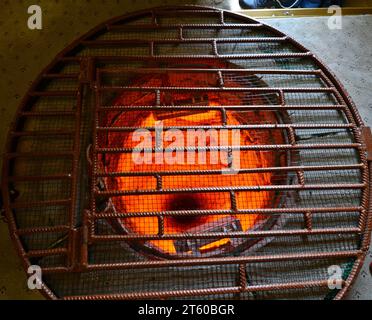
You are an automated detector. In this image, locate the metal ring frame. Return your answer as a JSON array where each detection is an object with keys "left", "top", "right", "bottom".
[{"left": 1, "top": 5, "right": 372, "bottom": 300}]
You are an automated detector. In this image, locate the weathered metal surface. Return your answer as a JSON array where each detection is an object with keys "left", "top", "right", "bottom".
[{"left": 1, "top": 5, "right": 371, "bottom": 300}]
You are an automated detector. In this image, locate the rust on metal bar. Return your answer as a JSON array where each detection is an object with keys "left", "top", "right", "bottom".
[
  {"left": 99, "top": 86, "right": 331, "bottom": 92},
  {"left": 96, "top": 123, "right": 353, "bottom": 131},
  {"left": 17, "top": 225, "right": 70, "bottom": 235},
  {"left": 361, "top": 127, "right": 372, "bottom": 162},
  {"left": 63, "top": 279, "right": 343, "bottom": 300},
  {"left": 99, "top": 67, "right": 321, "bottom": 74},
  {"left": 87, "top": 52, "right": 313, "bottom": 61},
  {"left": 107, "top": 23, "right": 264, "bottom": 31},
  {"left": 93, "top": 206, "right": 363, "bottom": 219},
  {"left": 84, "top": 250, "right": 362, "bottom": 271},
  {"left": 91, "top": 227, "right": 361, "bottom": 242},
  {"left": 98, "top": 104, "right": 346, "bottom": 111},
  {"left": 96, "top": 143, "right": 362, "bottom": 154},
  {"left": 25, "top": 248, "right": 68, "bottom": 258},
  {"left": 96, "top": 164, "right": 363, "bottom": 178},
  {"left": 304, "top": 212, "right": 313, "bottom": 231},
  {"left": 95, "top": 183, "right": 366, "bottom": 197}
]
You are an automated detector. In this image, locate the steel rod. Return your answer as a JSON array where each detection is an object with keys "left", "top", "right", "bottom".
[
  {"left": 96, "top": 123, "right": 353, "bottom": 131},
  {"left": 93, "top": 206, "right": 362, "bottom": 219},
  {"left": 83, "top": 250, "right": 361, "bottom": 270},
  {"left": 96, "top": 143, "right": 361, "bottom": 153},
  {"left": 95, "top": 183, "right": 365, "bottom": 197},
  {"left": 63, "top": 279, "right": 342, "bottom": 300},
  {"left": 96, "top": 164, "right": 363, "bottom": 178},
  {"left": 91, "top": 227, "right": 360, "bottom": 242}
]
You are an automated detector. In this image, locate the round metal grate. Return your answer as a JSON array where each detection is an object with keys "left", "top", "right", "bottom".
[{"left": 1, "top": 5, "right": 372, "bottom": 300}]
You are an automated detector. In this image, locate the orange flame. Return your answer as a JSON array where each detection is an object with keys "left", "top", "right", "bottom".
[{"left": 100, "top": 63, "right": 286, "bottom": 256}]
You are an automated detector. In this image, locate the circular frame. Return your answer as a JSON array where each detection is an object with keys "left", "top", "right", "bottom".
[{"left": 1, "top": 5, "right": 371, "bottom": 300}]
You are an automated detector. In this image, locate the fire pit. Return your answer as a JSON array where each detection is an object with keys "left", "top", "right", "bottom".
[
  {"left": 98, "top": 61, "right": 289, "bottom": 258},
  {"left": 1, "top": 5, "right": 371, "bottom": 300}
]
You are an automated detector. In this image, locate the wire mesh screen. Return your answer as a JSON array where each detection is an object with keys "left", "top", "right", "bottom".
[{"left": 1, "top": 6, "right": 371, "bottom": 300}]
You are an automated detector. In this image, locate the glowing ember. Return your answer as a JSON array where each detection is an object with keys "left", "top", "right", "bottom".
[{"left": 99, "top": 62, "right": 287, "bottom": 257}]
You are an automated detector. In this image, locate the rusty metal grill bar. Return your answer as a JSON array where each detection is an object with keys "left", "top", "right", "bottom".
[
  {"left": 99, "top": 105, "right": 347, "bottom": 111},
  {"left": 67, "top": 53, "right": 314, "bottom": 60},
  {"left": 107, "top": 24, "right": 264, "bottom": 30},
  {"left": 99, "top": 67, "right": 320, "bottom": 74},
  {"left": 93, "top": 206, "right": 363, "bottom": 219},
  {"left": 100, "top": 103, "right": 346, "bottom": 109},
  {"left": 82, "top": 250, "right": 362, "bottom": 271},
  {"left": 97, "top": 124, "right": 354, "bottom": 131},
  {"left": 26, "top": 248, "right": 68, "bottom": 258},
  {"left": 91, "top": 227, "right": 361, "bottom": 242},
  {"left": 82, "top": 38, "right": 290, "bottom": 46},
  {"left": 63, "top": 280, "right": 344, "bottom": 300},
  {"left": 17, "top": 225, "right": 71, "bottom": 235},
  {"left": 96, "top": 164, "right": 363, "bottom": 177},
  {"left": 96, "top": 144, "right": 362, "bottom": 153},
  {"left": 100, "top": 86, "right": 329, "bottom": 92},
  {"left": 96, "top": 184, "right": 365, "bottom": 197},
  {"left": 39, "top": 250, "right": 362, "bottom": 275}
]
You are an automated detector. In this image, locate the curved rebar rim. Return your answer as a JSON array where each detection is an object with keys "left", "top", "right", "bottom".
[{"left": 1, "top": 5, "right": 371, "bottom": 300}]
